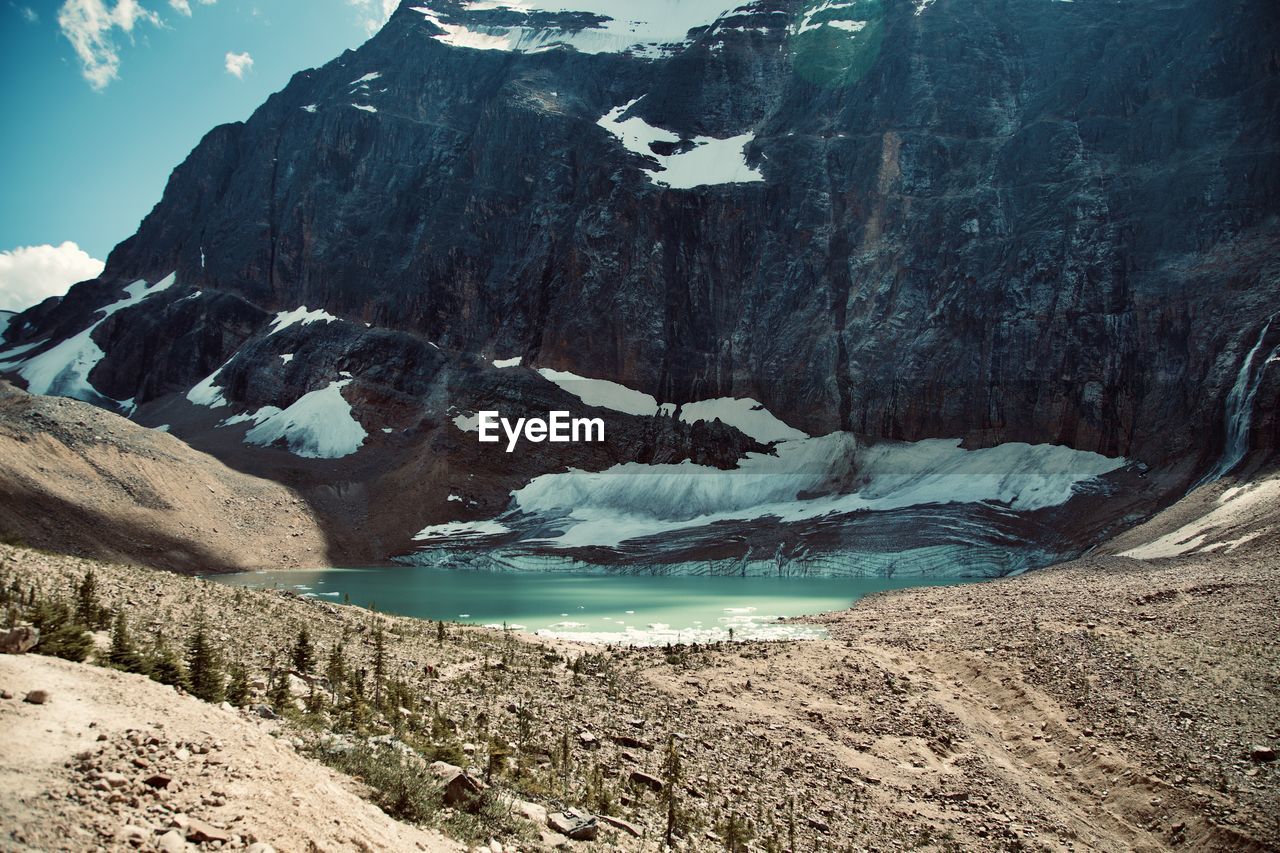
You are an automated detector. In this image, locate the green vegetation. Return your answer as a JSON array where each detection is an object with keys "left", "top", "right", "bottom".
[{"left": 790, "top": 0, "right": 885, "bottom": 87}]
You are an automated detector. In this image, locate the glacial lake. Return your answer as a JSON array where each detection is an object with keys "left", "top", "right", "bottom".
[{"left": 211, "top": 567, "right": 971, "bottom": 645}]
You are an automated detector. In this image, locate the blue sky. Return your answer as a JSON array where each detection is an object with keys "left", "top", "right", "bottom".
[{"left": 0, "top": 0, "right": 391, "bottom": 310}]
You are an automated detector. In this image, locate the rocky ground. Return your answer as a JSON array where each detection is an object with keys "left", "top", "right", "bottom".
[
  {"left": 0, "top": 383, "right": 328, "bottom": 573},
  {"left": 1, "top": 518, "right": 1277, "bottom": 852},
  {"left": 0, "top": 653, "right": 460, "bottom": 852}
]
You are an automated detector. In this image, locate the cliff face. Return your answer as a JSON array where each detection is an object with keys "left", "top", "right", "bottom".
[{"left": 1, "top": 0, "right": 1277, "bottom": 570}]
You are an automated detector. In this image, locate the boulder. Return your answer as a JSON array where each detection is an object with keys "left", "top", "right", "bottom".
[
  {"left": 1250, "top": 745, "right": 1277, "bottom": 763},
  {"left": 577, "top": 730, "right": 598, "bottom": 748},
  {"left": 611, "top": 733, "right": 653, "bottom": 751},
  {"left": 598, "top": 814, "right": 642, "bottom": 837},
  {"left": 0, "top": 626, "right": 38, "bottom": 654},
  {"left": 144, "top": 773, "right": 174, "bottom": 789},
  {"left": 23, "top": 689, "right": 49, "bottom": 705},
  {"left": 429, "top": 761, "right": 488, "bottom": 807},
  {"left": 512, "top": 799, "right": 548, "bottom": 825},
  {"left": 184, "top": 817, "right": 230, "bottom": 844},
  {"left": 115, "top": 824, "right": 149, "bottom": 846},
  {"left": 548, "top": 808, "right": 598, "bottom": 841},
  {"left": 629, "top": 770, "right": 663, "bottom": 792},
  {"left": 156, "top": 830, "right": 189, "bottom": 853}
]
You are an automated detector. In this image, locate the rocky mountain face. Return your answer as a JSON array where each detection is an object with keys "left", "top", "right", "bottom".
[{"left": 2, "top": 0, "right": 1278, "bottom": 572}]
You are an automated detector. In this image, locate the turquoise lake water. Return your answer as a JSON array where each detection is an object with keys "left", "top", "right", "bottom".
[{"left": 211, "top": 567, "right": 972, "bottom": 644}]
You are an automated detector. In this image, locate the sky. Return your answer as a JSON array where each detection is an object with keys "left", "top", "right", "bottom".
[{"left": 0, "top": 0, "right": 396, "bottom": 311}]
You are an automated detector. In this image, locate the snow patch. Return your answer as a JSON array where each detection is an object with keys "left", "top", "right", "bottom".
[
  {"left": 493, "top": 356, "right": 523, "bottom": 368},
  {"left": 1120, "top": 477, "right": 1280, "bottom": 560},
  {"left": 679, "top": 397, "right": 806, "bottom": 443},
  {"left": 268, "top": 306, "right": 339, "bottom": 335},
  {"left": 241, "top": 379, "right": 366, "bottom": 459},
  {"left": 597, "top": 98, "right": 764, "bottom": 188},
  {"left": 413, "top": 519, "right": 511, "bottom": 540},
  {"left": 301, "top": 104, "right": 318, "bottom": 113},
  {"left": 187, "top": 368, "right": 229, "bottom": 408},
  {"left": 350, "top": 71, "right": 382, "bottom": 84},
  {"left": 537, "top": 367, "right": 661, "bottom": 416},
  {"left": 351, "top": 103, "right": 378, "bottom": 113},
  {"left": 1, "top": 273, "right": 175, "bottom": 403}
]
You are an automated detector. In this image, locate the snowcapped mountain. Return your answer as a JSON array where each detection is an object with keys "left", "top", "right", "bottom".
[{"left": 1, "top": 0, "right": 1277, "bottom": 572}]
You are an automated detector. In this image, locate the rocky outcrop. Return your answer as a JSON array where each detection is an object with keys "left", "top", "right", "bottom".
[{"left": 1, "top": 0, "right": 1277, "bottom": 570}]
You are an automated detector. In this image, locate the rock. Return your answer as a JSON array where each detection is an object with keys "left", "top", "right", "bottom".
[
  {"left": 598, "top": 814, "right": 642, "bottom": 837},
  {"left": 102, "top": 771, "right": 129, "bottom": 788},
  {"left": 548, "top": 809, "right": 598, "bottom": 842},
  {"left": 156, "top": 830, "right": 188, "bottom": 853},
  {"left": 144, "top": 773, "right": 174, "bottom": 789},
  {"left": 611, "top": 733, "right": 653, "bottom": 751},
  {"left": 23, "top": 689, "right": 49, "bottom": 705},
  {"left": 116, "top": 824, "right": 149, "bottom": 845},
  {"left": 539, "top": 831, "right": 570, "bottom": 850},
  {"left": 630, "top": 770, "right": 663, "bottom": 792},
  {"left": 513, "top": 799, "right": 547, "bottom": 825},
  {"left": 245, "top": 845, "right": 276, "bottom": 853},
  {"left": 1250, "top": 745, "right": 1277, "bottom": 763},
  {"left": 184, "top": 817, "right": 230, "bottom": 844},
  {"left": 577, "top": 730, "right": 598, "bottom": 747},
  {"left": 0, "top": 689, "right": 11, "bottom": 699},
  {"left": 254, "top": 704, "right": 279, "bottom": 720},
  {"left": 0, "top": 626, "right": 38, "bottom": 654},
  {"left": 807, "top": 816, "right": 831, "bottom": 833},
  {"left": 429, "top": 761, "right": 488, "bottom": 807}
]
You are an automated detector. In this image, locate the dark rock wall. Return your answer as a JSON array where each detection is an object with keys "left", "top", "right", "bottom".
[{"left": 6, "top": 0, "right": 1279, "bottom": 472}]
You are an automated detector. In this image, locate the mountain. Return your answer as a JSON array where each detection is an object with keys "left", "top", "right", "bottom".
[{"left": 2, "top": 0, "right": 1277, "bottom": 573}]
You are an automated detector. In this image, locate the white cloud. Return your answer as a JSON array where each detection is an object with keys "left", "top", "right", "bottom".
[
  {"left": 19, "top": 6, "right": 39, "bottom": 23},
  {"left": 57, "top": 0, "right": 163, "bottom": 90},
  {"left": 224, "top": 50, "right": 253, "bottom": 78},
  {"left": 168, "top": 0, "right": 190, "bottom": 14},
  {"left": 347, "top": 0, "right": 396, "bottom": 35},
  {"left": 0, "top": 242, "right": 105, "bottom": 312}
]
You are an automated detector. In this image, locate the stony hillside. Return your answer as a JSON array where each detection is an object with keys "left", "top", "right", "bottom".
[
  {"left": 2, "top": 500, "right": 1276, "bottom": 851},
  {"left": 0, "top": 382, "right": 327, "bottom": 573}
]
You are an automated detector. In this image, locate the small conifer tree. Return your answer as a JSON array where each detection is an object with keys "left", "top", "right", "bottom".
[
  {"left": 107, "top": 610, "right": 146, "bottom": 673},
  {"left": 147, "top": 634, "right": 189, "bottom": 689},
  {"left": 292, "top": 624, "right": 315, "bottom": 674},
  {"left": 185, "top": 625, "right": 225, "bottom": 702},
  {"left": 31, "top": 596, "right": 93, "bottom": 662}
]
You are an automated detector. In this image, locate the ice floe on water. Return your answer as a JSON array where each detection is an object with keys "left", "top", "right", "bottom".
[{"left": 0, "top": 273, "right": 175, "bottom": 406}]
